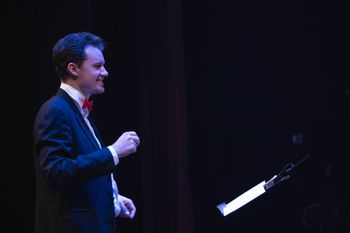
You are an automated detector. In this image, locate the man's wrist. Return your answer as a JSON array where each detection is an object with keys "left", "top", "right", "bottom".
[{"left": 107, "top": 146, "right": 119, "bottom": 165}]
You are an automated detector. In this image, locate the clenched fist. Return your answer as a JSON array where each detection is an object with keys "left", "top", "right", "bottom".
[{"left": 112, "top": 131, "right": 140, "bottom": 158}]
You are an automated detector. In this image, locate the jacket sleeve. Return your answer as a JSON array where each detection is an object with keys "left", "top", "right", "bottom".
[{"left": 34, "top": 106, "right": 116, "bottom": 189}]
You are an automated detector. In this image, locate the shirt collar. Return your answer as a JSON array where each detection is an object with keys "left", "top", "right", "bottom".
[{"left": 60, "top": 82, "right": 88, "bottom": 117}]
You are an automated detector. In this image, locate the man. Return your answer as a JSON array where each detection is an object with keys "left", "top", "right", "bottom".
[{"left": 33, "top": 32, "right": 140, "bottom": 233}]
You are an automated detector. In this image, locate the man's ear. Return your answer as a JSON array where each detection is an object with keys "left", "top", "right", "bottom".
[{"left": 67, "top": 62, "right": 79, "bottom": 79}]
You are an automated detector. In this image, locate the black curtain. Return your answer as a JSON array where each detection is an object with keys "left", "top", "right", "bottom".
[
  {"left": 5, "top": 0, "right": 350, "bottom": 233},
  {"left": 6, "top": 0, "right": 194, "bottom": 233}
]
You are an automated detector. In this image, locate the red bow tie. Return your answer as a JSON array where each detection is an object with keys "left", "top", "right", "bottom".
[{"left": 82, "top": 98, "right": 94, "bottom": 112}]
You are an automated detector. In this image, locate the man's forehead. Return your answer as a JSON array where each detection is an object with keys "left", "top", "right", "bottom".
[{"left": 84, "top": 46, "right": 105, "bottom": 62}]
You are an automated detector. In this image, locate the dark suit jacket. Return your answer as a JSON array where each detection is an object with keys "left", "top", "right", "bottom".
[{"left": 33, "top": 89, "right": 117, "bottom": 233}]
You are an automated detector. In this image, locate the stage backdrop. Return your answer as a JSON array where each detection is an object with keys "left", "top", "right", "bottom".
[{"left": 4, "top": 0, "right": 350, "bottom": 233}]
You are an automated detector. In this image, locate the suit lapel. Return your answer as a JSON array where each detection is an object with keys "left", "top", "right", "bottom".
[
  {"left": 76, "top": 114, "right": 101, "bottom": 150},
  {"left": 57, "top": 89, "right": 102, "bottom": 150},
  {"left": 87, "top": 114, "right": 105, "bottom": 148}
]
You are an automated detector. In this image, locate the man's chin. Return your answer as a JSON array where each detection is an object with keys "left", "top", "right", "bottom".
[{"left": 94, "top": 88, "right": 105, "bottom": 95}]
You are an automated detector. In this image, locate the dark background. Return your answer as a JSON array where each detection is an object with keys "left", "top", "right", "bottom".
[{"left": 4, "top": 0, "right": 350, "bottom": 233}]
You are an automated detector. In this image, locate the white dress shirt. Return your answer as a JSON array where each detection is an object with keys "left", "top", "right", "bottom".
[{"left": 60, "top": 82, "right": 121, "bottom": 217}]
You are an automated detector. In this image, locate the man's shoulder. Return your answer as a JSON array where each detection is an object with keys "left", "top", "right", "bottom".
[
  {"left": 42, "top": 94, "right": 69, "bottom": 109},
  {"left": 36, "top": 93, "right": 75, "bottom": 118}
]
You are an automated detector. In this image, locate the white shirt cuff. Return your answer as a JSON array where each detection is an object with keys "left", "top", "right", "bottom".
[{"left": 107, "top": 146, "right": 119, "bottom": 165}]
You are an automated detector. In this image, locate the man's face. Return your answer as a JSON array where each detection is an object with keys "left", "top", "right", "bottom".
[{"left": 76, "top": 45, "right": 109, "bottom": 97}]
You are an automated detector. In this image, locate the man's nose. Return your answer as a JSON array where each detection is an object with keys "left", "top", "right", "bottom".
[{"left": 101, "top": 67, "right": 109, "bottom": 77}]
